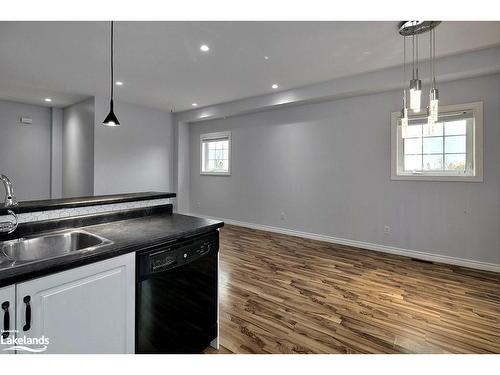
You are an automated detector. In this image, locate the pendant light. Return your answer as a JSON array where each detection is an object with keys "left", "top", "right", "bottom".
[
  {"left": 400, "top": 34, "right": 409, "bottom": 139},
  {"left": 103, "top": 21, "right": 120, "bottom": 126},
  {"left": 399, "top": 21, "right": 441, "bottom": 134},
  {"left": 409, "top": 22, "right": 422, "bottom": 113},
  {"left": 427, "top": 27, "right": 439, "bottom": 125}
]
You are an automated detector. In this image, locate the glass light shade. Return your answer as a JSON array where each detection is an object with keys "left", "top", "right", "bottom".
[
  {"left": 428, "top": 88, "right": 439, "bottom": 123},
  {"left": 409, "top": 79, "right": 422, "bottom": 113},
  {"left": 410, "top": 88, "right": 421, "bottom": 113},
  {"left": 401, "top": 107, "right": 409, "bottom": 139},
  {"left": 423, "top": 118, "right": 435, "bottom": 136}
]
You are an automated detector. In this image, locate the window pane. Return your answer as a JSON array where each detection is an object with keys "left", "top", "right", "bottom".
[
  {"left": 208, "top": 142, "right": 216, "bottom": 150},
  {"left": 217, "top": 141, "right": 227, "bottom": 149},
  {"left": 213, "top": 160, "right": 222, "bottom": 169},
  {"left": 208, "top": 149, "right": 215, "bottom": 159},
  {"left": 445, "top": 154, "right": 466, "bottom": 171},
  {"left": 404, "top": 155, "right": 422, "bottom": 171},
  {"left": 445, "top": 120, "right": 466, "bottom": 136},
  {"left": 215, "top": 150, "right": 224, "bottom": 160},
  {"left": 208, "top": 159, "right": 215, "bottom": 170},
  {"left": 423, "top": 122, "right": 443, "bottom": 137},
  {"left": 423, "top": 155, "right": 444, "bottom": 170},
  {"left": 445, "top": 135, "right": 466, "bottom": 154},
  {"left": 423, "top": 137, "right": 443, "bottom": 154},
  {"left": 406, "top": 124, "right": 422, "bottom": 138},
  {"left": 404, "top": 138, "right": 422, "bottom": 154}
]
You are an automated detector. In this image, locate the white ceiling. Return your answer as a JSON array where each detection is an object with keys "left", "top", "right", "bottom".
[{"left": 1, "top": 21, "right": 500, "bottom": 112}]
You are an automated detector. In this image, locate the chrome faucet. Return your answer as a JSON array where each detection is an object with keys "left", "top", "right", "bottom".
[
  {"left": 0, "top": 175, "right": 18, "bottom": 234},
  {"left": 1, "top": 175, "right": 17, "bottom": 207}
]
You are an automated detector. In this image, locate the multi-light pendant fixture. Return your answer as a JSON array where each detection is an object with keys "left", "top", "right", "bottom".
[
  {"left": 103, "top": 21, "right": 120, "bottom": 127},
  {"left": 399, "top": 21, "right": 441, "bottom": 138}
]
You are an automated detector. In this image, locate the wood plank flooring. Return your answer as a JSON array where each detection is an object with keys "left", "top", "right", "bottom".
[{"left": 208, "top": 225, "right": 500, "bottom": 354}]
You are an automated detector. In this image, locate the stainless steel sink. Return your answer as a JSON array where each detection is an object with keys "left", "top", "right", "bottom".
[{"left": 0, "top": 230, "right": 112, "bottom": 262}]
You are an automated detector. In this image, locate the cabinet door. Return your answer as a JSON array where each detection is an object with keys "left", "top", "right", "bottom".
[
  {"left": 16, "top": 253, "right": 135, "bottom": 354},
  {"left": 0, "top": 285, "right": 15, "bottom": 354}
]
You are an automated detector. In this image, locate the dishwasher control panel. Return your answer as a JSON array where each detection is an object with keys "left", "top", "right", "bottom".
[
  {"left": 184, "top": 240, "right": 211, "bottom": 259},
  {"left": 137, "top": 232, "right": 219, "bottom": 279}
]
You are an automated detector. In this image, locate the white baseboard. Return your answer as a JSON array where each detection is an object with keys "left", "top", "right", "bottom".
[{"left": 187, "top": 212, "right": 500, "bottom": 273}]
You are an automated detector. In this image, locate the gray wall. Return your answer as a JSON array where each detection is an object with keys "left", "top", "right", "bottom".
[
  {"left": 62, "top": 98, "right": 95, "bottom": 198},
  {"left": 94, "top": 97, "right": 173, "bottom": 195},
  {"left": 0, "top": 100, "right": 52, "bottom": 200},
  {"left": 173, "top": 121, "right": 191, "bottom": 212},
  {"left": 50, "top": 107, "right": 63, "bottom": 198},
  {"left": 188, "top": 73, "right": 500, "bottom": 265}
]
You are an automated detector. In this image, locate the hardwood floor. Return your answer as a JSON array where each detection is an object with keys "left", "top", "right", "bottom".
[{"left": 208, "top": 225, "right": 500, "bottom": 354}]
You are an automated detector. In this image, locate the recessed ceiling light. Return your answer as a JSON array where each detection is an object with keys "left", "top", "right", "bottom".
[
  {"left": 44, "top": 98, "right": 52, "bottom": 102},
  {"left": 115, "top": 81, "right": 123, "bottom": 86},
  {"left": 264, "top": 56, "right": 269, "bottom": 60},
  {"left": 271, "top": 84, "right": 279, "bottom": 89},
  {"left": 200, "top": 44, "right": 210, "bottom": 52},
  {"left": 192, "top": 103, "right": 198, "bottom": 107}
]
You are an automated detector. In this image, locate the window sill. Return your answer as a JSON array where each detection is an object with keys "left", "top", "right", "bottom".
[
  {"left": 391, "top": 174, "right": 483, "bottom": 182},
  {"left": 200, "top": 171, "right": 231, "bottom": 176}
]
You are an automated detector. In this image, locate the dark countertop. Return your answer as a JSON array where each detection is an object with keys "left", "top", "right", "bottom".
[
  {"left": 0, "top": 211, "right": 223, "bottom": 287},
  {"left": 0, "top": 191, "right": 176, "bottom": 215}
]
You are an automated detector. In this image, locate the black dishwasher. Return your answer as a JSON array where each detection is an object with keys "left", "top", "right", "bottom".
[{"left": 135, "top": 231, "right": 218, "bottom": 354}]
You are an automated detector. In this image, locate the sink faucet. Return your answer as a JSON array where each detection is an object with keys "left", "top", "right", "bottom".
[
  {"left": 0, "top": 175, "right": 18, "bottom": 234},
  {"left": 1, "top": 175, "right": 17, "bottom": 207}
]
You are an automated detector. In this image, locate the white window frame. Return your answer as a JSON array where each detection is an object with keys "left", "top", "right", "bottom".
[
  {"left": 390, "top": 102, "right": 483, "bottom": 182},
  {"left": 200, "top": 131, "right": 232, "bottom": 176}
]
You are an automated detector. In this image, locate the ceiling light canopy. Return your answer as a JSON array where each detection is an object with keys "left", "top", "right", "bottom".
[
  {"left": 103, "top": 21, "right": 120, "bottom": 127},
  {"left": 192, "top": 103, "right": 198, "bottom": 107},
  {"left": 44, "top": 98, "right": 52, "bottom": 102},
  {"left": 271, "top": 84, "right": 279, "bottom": 89},
  {"left": 200, "top": 44, "right": 210, "bottom": 52}
]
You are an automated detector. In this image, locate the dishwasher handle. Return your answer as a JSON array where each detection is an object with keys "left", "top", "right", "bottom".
[{"left": 151, "top": 256, "right": 177, "bottom": 272}]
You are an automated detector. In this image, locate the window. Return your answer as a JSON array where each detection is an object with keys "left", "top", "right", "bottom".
[
  {"left": 391, "top": 102, "right": 483, "bottom": 181},
  {"left": 200, "top": 131, "right": 231, "bottom": 175}
]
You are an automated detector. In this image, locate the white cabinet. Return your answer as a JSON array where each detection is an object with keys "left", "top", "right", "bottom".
[
  {"left": 15, "top": 253, "right": 135, "bottom": 354},
  {"left": 0, "top": 285, "right": 15, "bottom": 354}
]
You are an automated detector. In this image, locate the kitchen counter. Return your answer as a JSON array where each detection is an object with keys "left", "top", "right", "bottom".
[{"left": 0, "top": 208, "right": 223, "bottom": 287}]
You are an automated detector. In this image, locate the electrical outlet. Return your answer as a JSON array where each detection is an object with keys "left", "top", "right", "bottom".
[
  {"left": 384, "top": 225, "right": 391, "bottom": 235},
  {"left": 280, "top": 211, "right": 287, "bottom": 221}
]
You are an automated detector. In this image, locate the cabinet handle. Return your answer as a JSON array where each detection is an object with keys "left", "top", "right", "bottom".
[
  {"left": 23, "top": 296, "right": 31, "bottom": 331},
  {"left": 1, "top": 301, "right": 9, "bottom": 339}
]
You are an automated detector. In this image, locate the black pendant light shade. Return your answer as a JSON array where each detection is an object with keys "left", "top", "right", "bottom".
[
  {"left": 103, "top": 21, "right": 120, "bottom": 126},
  {"left": 103, "top": 99, "right": 120, "bottom": 126}
]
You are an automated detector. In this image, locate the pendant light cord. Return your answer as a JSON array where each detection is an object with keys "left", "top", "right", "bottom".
[
  {"left": 415, "top": 21, "right": 419, "bottom": 79},
  {"left": 403, "top": 35, "right": 406, "bottom": 85},
  {"left": 110, "top": 21, "right": 114, "bottom": 103},
  {"left": 403, "top": 34, "right": 406, "bottom": 103},
  {"left": 412, "top": 24, "right": 415, "bottom": 79},
  {"left": 430, "top": 27, "right": 434, "bottom": 88},
  {"left": 432, "top": 28, "right": 436, "bottom": 88}
]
